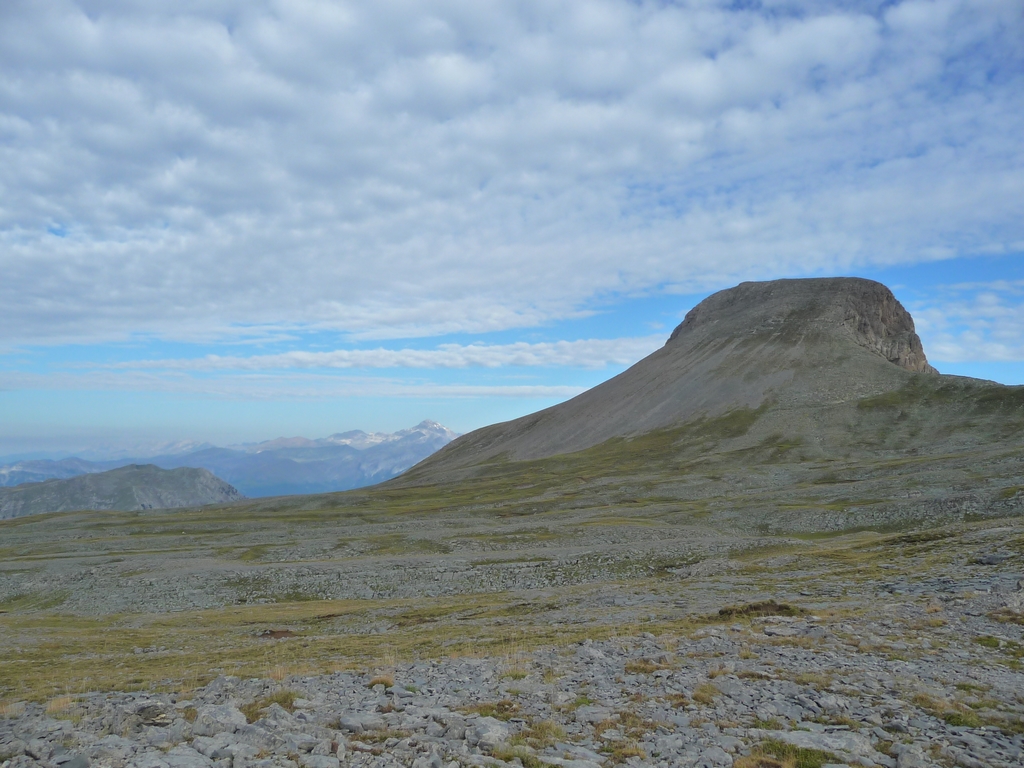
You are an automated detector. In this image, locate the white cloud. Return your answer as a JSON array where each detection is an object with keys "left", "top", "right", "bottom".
[
  {"left": 0, "top": 0, "right": 1022, "bottom": 344},
  {"left": 0, "top": 369, "right": 585, "bottom": 401},
  {"left": 112, "top": 336, "right": 665, "bottom": 371},
  {"left": 913, "top": 281, "right": 1024, "bottom": 362}
]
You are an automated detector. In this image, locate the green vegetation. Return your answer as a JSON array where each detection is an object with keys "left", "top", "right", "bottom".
[
  {"left": 490, "top": 743, "right": 541, "bottom": 768},
  {"left": 740, "top": 738, "right": 840, "bottom": 768},
  {"left": 693, "top": 683, "right": 719, "bottom": 705},
  {"left": 0, "top": 591, "right": 69, "bottom": 612},
  {"left": 240, "top": 689, "right": 299, "bottom": 723},
  {"left": 715, "top": 601, "right": 805, "bottom": 621},
  {"left": 461, "top": 699, "right": 519, "bottom": 720}
]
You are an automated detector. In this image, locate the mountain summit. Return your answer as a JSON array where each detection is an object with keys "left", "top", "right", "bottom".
[
  {"left": 666, "top": 277, "right": 935, "bottom": 374},
  {"left": 402, "top": 277, "right": 1021, "bottom": 483}
]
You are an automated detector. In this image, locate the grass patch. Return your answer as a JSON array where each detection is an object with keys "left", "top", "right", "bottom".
[
  {"left": 942, "top": 710, "right": 982, "bottom": 728},
  {"left": 237, "top": 545, "right": 271, "bottom": 562},
  {"left": 954, "top": 682, "right": 991, "bottom": 693},
  {"left": 600, "top": 739, "right": 646, "bottom": 763},
  {"left": 516, "top": 719, "right": 565, "bottom": 749},
  {"left": 366, "top": 534, "right": 451, "bottom": 556},
  {"left": 462, "top": 699, "right": 519, "bottom": 721},
  {"left": 989, "top": 609, "right": 1024, "bottom": 625},
  {"left": 0, "top": 591, "right": 69, "bottom": 612},
  {"left": 624, "top": 659, "right": 665, "bottom": 674},
  {"left": 491, "top": 743, "right": 541, "bottom": 768},
  {"left": 693, "top": 683, "right": 719, "bottom": 705},
  {"left": 240, "top": 689, "right": 299, "bottom": 723},
  {"left": 792, "top": 672, "right": 832, "bottom": 689},
  {"left": 736, "top": 738, "right": 841, "bottom": 768},
  {"left": 556, "top": 695, "right": 593, "bottom": 713},
  {"left": 715, "top": 601, "right": 806, "bottom": 621},
  {"left": 0, "top": 591, "right": 625, "bottom": 703}
]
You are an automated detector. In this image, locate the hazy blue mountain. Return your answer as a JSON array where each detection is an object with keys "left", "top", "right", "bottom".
[
  {"left": 150, "top": 420, "right": 459, "bottom": 497},
  {"left": 0, "top": 464, "right": 244, "bottom": 519},
  {"left": 0, "top": 421, "right": 458, "bottom": 498},
  {"left": 0, "top": 457, "right": 109, "bottom": 487}
]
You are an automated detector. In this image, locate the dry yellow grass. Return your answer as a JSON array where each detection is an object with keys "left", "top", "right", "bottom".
[
  {"left": 0, "top": 701, "right": 25, "bottom": 718},
  {"left": 368, "top": 674, "right": 394, "bottom": 688},
  {"left": 624, "top": 659, "right": 663, "bottom": 674},
  {"left": 0, "top": 593, "right": 607, "bottom": 702},
  {"left": 45, "top": 695, "right": 74, "bottom": 716},
  {"left": 692, "top": 682, "right": 719, "bottom": 705}
]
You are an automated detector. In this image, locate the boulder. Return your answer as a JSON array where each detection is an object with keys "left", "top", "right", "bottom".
[
  {"left": 191, "top": 704, "right": 247, "bottom": 737},
  {"left": 466, "top": 717, "right": 510, "bottom": 749}
]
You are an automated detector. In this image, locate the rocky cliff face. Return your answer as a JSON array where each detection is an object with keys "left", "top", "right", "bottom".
[
  {"left": 0, "top": 464, "right": 244, "bottom": 519},
  {"left": 668, "top": 278, "right": 936, "bottom": 373}
]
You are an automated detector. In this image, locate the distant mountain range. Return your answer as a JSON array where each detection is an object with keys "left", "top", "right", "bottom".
[
  {"left": 0, "top": 464, "right": 243, "bottom": 519},
  {"left": 0, "top": 421, "right": 458, "bottom": 498}
]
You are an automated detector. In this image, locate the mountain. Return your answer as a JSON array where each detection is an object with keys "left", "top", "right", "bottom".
[
  {"left": 400, "top": 277, "right": 1024, "bottom": 485},
  {"left": 0, "top": 464, "right": 244, "bottom": 519},
  {"left": 0, "top": 457, "right": 108, "bottom": 487},
  {"left": 0, "top": 421, "right": 459, "bottom": 498},
  {"left": 157, "top": 420, "right": 459, "bottom": 497}
]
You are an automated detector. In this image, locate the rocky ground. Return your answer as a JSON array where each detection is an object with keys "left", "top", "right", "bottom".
[
  {"left": 4, "top": 460, "right": 1024, "bottom": 768},
  {"left": 3, "top": 518, "right": 1024, "bottom": 768}
]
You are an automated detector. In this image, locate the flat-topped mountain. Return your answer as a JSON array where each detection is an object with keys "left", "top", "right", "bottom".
[
  {"left": 401, "top": 277, "right": 1023, "bottom": 483},
  {"left": 0, "top": 464, "right": 244, "bottom": 519}
]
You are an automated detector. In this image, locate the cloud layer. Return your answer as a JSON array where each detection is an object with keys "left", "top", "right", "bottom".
[
  {"left": 916, "top": 281, "right": 1024, "bottom": 363},
  {"left": 3, "top": 0, "right": 1022, "bottom": 344},
  {"left": 114, "top": 336, "right": 665, "bottom": 371}
]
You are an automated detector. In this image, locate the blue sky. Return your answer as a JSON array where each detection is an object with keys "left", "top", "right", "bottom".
[{"left": 1, "top": 1, "right": 1023, "bottom": 458}]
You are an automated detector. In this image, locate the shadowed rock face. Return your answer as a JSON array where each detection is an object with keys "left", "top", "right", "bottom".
[
  {"left": 400, "top": 277, "right": 959, "bottom": 479},
  {"left": 0, "top": 464, "right": 244, "bottom": 519}
]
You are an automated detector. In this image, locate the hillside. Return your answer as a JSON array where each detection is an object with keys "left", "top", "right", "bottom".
[
  {"left": 0, "top": 464, "right": 244, "bottom": 519},
  {"left": 400, "top": 277, "right": 1024, "bottom": 485}
]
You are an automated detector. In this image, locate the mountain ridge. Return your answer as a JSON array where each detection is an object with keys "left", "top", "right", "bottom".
[
  {"left": 0, "top": 464, "right": 244, "bottom": 519},
  {"left": 0, "top": 420, "right": 459, "bottom": 497}
]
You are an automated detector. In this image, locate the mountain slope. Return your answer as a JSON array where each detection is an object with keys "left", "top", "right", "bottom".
[
  {"left": 400, "top": 277, "right": 1024, "bottom": 485},
  {"left": 0, "top": 464, "right": 244, "bottom": 519}
]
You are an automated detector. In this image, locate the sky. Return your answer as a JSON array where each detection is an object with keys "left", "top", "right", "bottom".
[{"left": 1, "top": 0, "right": 1023, "bottom": 459}]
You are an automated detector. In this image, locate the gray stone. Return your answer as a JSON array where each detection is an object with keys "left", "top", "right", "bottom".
[
  {"left": 162, "top": 746, "right": 214, "bottom": 768},
  {"left": 536, "top": 759, "right": 603, "bottom": 768},
  {"left": 701, "top": 746, "right": 733, "bottom": 767},
  {"left": 573, "top": 706, "right": 612, "bottom": 725},
  {"left": 895, "top": 747, "right": 931, "bottom": 768},
  {"left": 192, "top": 706, "right": 247, "bottom": 738},
  {"left": 298, "top": 756, "right": 339, "bottom": 768},
  {"left": 974, "top": 554, "right": 1010, "bottom": 565},
  {"left": 759, "top": 729, "right": 875, "bottom": 757},
  {"left": 466, "top": 717, "right": 509, "bottom": 749}
]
